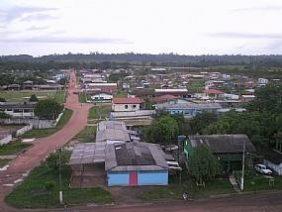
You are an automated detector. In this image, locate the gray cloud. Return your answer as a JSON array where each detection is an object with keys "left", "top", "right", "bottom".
[
  {"left": 0, "top": 6, "right": 57, "bottom": 23},
  {"left": 232, "top": 6, "right": 282, "bottom": 12},
  {"left": 0, "top": 35, "right": 132, "bottom": 44},
  {"left": 208, "top": 32, "right": 282, "bottom": 40}
]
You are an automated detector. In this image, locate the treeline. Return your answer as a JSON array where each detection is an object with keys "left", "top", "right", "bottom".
[{"left": 1, "top": 53, "right": 282, "bottom": 67}]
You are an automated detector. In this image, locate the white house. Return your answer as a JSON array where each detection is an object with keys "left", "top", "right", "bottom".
[
  {"left": 90, "top": 92, "right": 113, "bottom": 103},
  {"left": 112, "top": 97, "right": 144, "bottom": 112},
  {"left": 0, "top": 102, "right": 36, "bottom": 118}
]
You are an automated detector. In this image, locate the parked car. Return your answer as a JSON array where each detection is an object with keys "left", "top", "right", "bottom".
[{"left": 255, "top": 164, "right": 272, "bottom": 175}]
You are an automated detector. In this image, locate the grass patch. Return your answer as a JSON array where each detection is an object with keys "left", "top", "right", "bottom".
[
  {"left": 88, "top": 105, "right": 111, "bottom": 120},
  {"left": 79, "top": 93, "right": 88, "bottom": 103},
  {"left": 139, "top": 175, "right": 234, "bottom": 201},
  {"left": 234, "top": 170, "right": 282, "bottom": 192},
  {"left": 0, "top": 141, "right": 31, "bottom": 155},
  {"left": 5, "top": 150, "right": 112, "bottom": 208},
  {"left": 52, "top": 90, "right": 67, "bottom": 104},
  {"left": 0, "top": 90, "right": 66, "bottom": 104},
  {"left": 0, "top": 159, "right": 11, "bottom": 167},
  {"left": 74, "top": 126, "right": 97, "bottom": 143},
  {"left": 22, "top": 109, "right": 73, "bottom": 138}
]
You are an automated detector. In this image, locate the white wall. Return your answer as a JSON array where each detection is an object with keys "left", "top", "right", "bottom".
[
  {"left": 112, "top": 103, "right": 140, "bottom": 112},
  {"left": 0, "top": 134, "right": 12, "bottom": 146}
]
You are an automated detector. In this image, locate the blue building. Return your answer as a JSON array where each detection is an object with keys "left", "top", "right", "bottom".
[
  {"left": 155, "top": 102, "right": 222, "bottom": 118},
  {"left": 105, "top": 142, "right": 169, "bottom": 186}
]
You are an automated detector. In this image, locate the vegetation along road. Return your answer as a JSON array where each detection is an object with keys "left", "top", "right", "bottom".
[{"left": 0, "top": 70, "right": 92, "bottom": 212}]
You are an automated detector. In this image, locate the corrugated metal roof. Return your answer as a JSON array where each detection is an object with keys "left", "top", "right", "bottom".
[
  {"left": 189, "top": 134, "right": 256, "bottom": 154},
  {"left": 105, "top": 142, "right": 168, "bottom": 172},
  {"left": 69, "top": 143, "right": 106, "bottom": 165}
]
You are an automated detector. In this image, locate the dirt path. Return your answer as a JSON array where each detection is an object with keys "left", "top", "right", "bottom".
[{"left": 0, "top": 70, "right": 92, "bottom": 212}]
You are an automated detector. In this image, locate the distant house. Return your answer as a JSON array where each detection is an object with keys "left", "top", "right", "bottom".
[
  {"left": 0, "top": 102, "right": 37, "bottom": 118},
  {"left": 96, "top": 120, "right": 140, "bottom": 143},
  {"left": 85, "top": 83, "right": 117, "bottom": 93},
  {"left": 258, "top": 78, "right": 269, "bottom": 87},
  {"left": 112, "top": 97, "right": 144, "bottom": 112},
  {"left": 90, "top": 92, "right": 113, "bottom": 103},
  {"left": 105, "top": 142, "right": 169, "bottom": 186},
  {"left": 34, "top": 84, "right": 64, "bottom": 90},
  {"left": 152, "top": 94, "right": 178, "bottom": 104},
  {"left": 22, "top": 80, "right": 34, "bottom": 90},
  {"left": 154, "top": 88, "right": 189, "bottom": 98},
  {"left": 7, "top": 84, "right": 20, "bottom": 91},
  {"left": 204, "top": 89, "right": 225, "bottom": 99},
  {"left": 184, "top": 134, "right": 256, "bottom": 172},
  {"left": 155, "top": 102, "right": 221, "bottom": 118}
]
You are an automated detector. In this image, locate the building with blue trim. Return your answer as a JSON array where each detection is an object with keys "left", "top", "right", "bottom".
[{"left": 105, "top": 142, "right": 169, "bottom": 186}]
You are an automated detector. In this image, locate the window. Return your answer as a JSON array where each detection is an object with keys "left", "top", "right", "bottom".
[
  {"left": 133, "top": 105, "right": 136, "bottom": 108},
  {"left": 125, "top": 105, "right": 128, "bottom": 109}
]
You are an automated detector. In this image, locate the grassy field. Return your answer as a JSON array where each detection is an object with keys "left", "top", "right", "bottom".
[
  {"left": 0, "top": 90, "right": 66, "bottom": 104},
  {"left": 88, "top": 105, "right": 111, "bottom": 120},
  {"left": 22, "top": 109, "right": 73, "bottom": 138},
  {"left": 5, "top": 150, "right": 113, "bottom": 208},
  {"left": 0, "top": 141, "right": 32, "bottom": 155},
  {"left": 139, "top": 175, "right": 234, "bottom": 201},
  {"left": 74, "top": 126, "right": 97, "bottom": 143},
  {"left": 234, "top": 170, "right": 282, "bottom": 192}
]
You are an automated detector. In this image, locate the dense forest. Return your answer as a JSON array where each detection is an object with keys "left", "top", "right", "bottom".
[{"left": 1, "top": 53, "right": 282, "bottom": 67}]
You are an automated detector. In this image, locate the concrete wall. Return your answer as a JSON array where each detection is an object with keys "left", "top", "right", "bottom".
[
  {"left": 0, "top": 118, "right": 55, "bottom": 129},
  {"left": 112, "top": 103, "right": 140, "bottom": 112},
  {"left": 138, "top": 171, "right": 168, "bottom": 185},
  {"left": 0, "top": 134, "right": 12, "bottom": 146},
  {"left": 108, "top": 171, "right": 129, "bottom": 186},
  {"left": 15, "top": 124, "right": 33, "bottom": 137}
]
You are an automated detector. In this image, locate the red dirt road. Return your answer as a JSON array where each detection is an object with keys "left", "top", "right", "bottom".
[{"left": 0, "top": 70, "right": 91, "bottom": 211}]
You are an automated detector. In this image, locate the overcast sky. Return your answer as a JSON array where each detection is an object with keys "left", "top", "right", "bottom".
[{"left": 1, "top": 0, "right": 282, "bottom": 56}]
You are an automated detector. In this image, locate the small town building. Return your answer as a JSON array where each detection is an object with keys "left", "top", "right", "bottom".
[
  {"left": 155, "top": 102, "right": 222, "bottom": 118},
  {"left": 152, "top": 94, "right": 178, "bottom": 104},
  {"left": 112, "top": 97, "right": 144, "bottom": 112},
  {"left": 204, "top": 89, "right": 225, "bottom": 99},
  {"left": 154, "top": 88, "right": 188, "bottom": 98},
  {"left": 184, "top": 134, "right": 256, "bottom": 172},
  {"left": 90, "top": 92, "right": 113, "bottom": 103},
  {"left": 0, "top": 102, "right": 37, "bottom": 118},
  {"left": 69, "top": 137, "right": 170, "bottom": 187},
  {"left": 96, "top": 120, "right": 140, "bottom": 143},
  {"left": 105, "top": 142, "right": 169, "bottom": 186}
]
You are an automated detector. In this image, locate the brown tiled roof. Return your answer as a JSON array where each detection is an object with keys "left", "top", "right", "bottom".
[
  {"left": 113, "top": 97, "right": 144, "bottom": 104},
  {"left": 152, "top": 94, "right": 178, "bottom": 104}
]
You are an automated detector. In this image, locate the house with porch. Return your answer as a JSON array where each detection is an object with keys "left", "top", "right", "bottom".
[
  {"left": 184, "top": 134, "right": 256, "bottom": 172},
  {"left": 0, "top": 102, "right": 37, "bottom": 118}
]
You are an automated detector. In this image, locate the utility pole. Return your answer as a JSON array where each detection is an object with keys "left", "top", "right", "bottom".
[
  {"left": 240, "top": 140, "right": 246, "bottom": 191},
  {"left": 58, "top": 148, "right": 63, "bottom": 204}
]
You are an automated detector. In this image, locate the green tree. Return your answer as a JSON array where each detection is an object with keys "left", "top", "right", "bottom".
[
  {"left": 189, "top": 112, "right": 218, "bottom": 134},
  {"left": 34, "top": 99, "right": 63, "bottom": 120},
  {"left": 143, "top": 115, "right": 179, "bottom": 144},
  {"left": 188, "top": 146, "right": 220, "bottom": 185},
  {"left": 29, "top": 94, "right": 38, "bottom": 102}
]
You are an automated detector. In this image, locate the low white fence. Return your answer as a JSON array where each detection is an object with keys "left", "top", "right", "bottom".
[
  {"left": 0, "top": 118, "right": 54, "bottom": 129},
  {"left": 0, "top": 134, "right": 12, "bottom": 146},
  {"left": 16, "top": 124, "right": 33, "bottom": 137}
]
